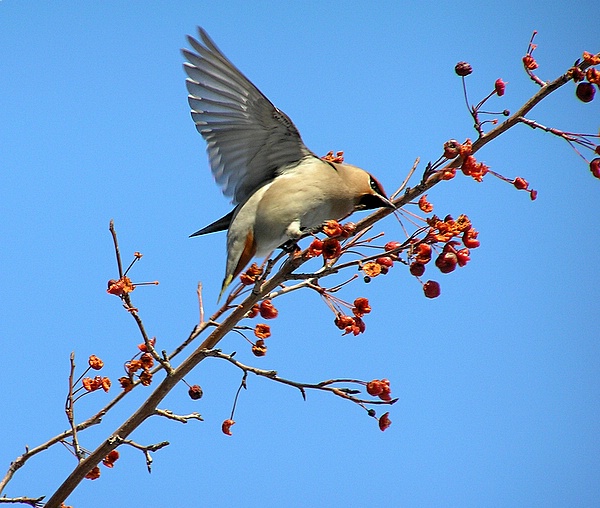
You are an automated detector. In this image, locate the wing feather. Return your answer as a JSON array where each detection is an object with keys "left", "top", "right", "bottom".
[{"left": 182, "top": 28, "right": 314, "bottom": 204}]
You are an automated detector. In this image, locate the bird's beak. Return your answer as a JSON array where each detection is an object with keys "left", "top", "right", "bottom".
[
  {"left": 380, "top": 195, "right": 396, "bottom": 209},
  {"left": 357, "top": 193, "right": 396, "bottom": 210}
]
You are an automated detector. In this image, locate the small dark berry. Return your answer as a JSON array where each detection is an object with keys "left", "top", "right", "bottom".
[
  {"left": 576, "top": 82, "right": 595, "bottom": 103},
  {"left": 455, "top": 61, "right": 473, "bottom": 77}
]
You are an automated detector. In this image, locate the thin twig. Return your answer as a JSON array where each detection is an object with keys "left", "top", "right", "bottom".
[
  {"left": 109, "top": 219, "right": 123, "bottom": 279},
  {"left": 391, "top": 157, "right": 420, "bottom": 200},
  {"left": 111, "top": 437, "right": 169, "bottom": 474},
  {"left": 0, "top": 496, "right": 45, "bottom": 506},
  {"left": 153, "top": 409, "right": 204, "bottom": 423},
  {"left": 205, "top": 349, "right": 398, "bottom": 408},
  {"left": 64, "top": 353, "right": 82, "bottom": 460},
  {"left": 197, "top": 282, "right": 205, "bottom": 324}
]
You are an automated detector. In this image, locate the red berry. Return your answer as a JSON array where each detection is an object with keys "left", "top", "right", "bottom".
[
  {"left": 494, "top": 78, "right": 506, "bottom": 96},
  {"left": 409, "top": 262, "right": 426, "bottom": 277},
  {"left": 435, "top": 252, "right": 457, "bottom": 273},
  {"left": 376, "top": 256, "right": 394, "bottom": 268},
  {"left": 513, "top": 177, "right": 528, "bottom": 190},
  {"left": 443, "top": 140, "right": 461, "bottom": 159},
  {"left": 384, "top": 241, "right": 402, "bottom": 252},
  {"left": 576, "top": 82, "right": 595, "bottom": 103},
  {"left": 456, "top": 248, "right": 470, "bottom": 267},
  {"left": 590, "top": 158, "right": 600, "bottom": 179},
  {"left": 423, "top": 280, "right": 441, "bottom": 299}
]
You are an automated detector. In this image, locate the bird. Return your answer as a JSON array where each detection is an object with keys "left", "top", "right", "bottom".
[{"left": 182, "top": 28, "right": 394, "bottom": 299}]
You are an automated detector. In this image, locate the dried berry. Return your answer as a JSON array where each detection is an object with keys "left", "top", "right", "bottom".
[
  {"left": 456, "top": 248, "right": 470, "bottom": 267},
  {"left": 188, "top": 384, "right": 203, "bottom": 400},
  {"left": 522, "top": 54, "right": 538, "bottom": 70},
  {"left": 102, "top": 450, "right": 120, "bottom": 468},
  {"left": 378, "top": 412, "right": 392, "bottom": 432},
  {"left": 88, "top": 355, "right": 104, "bottom": 370},
  {"left": 259, "top": 299, "right": 278, "bottom": 319},
  {"left": 254, "top": 323, "right": 271, "bottom": 339},
  {"left": 252, "top": 339, "right": 267, "bottom": 357},
  {"left": 455, "top": 61, "right": 472, "bottom": 77},
  {"left": 443, "top": 140, "right": 461, "bottom": 159},
  {"left": 352, "top": 297, "right": 371, "bottom": 317},
  {"left": 322, "top": 238, "right": 342, "bottom": 260},
  {"left": 418, "top": 194, "right": 434, "bottom": 213}
]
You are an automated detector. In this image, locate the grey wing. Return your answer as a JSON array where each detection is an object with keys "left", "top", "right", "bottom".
[{"left": 182, "top": 27, "right": 314, "bottom": 205}]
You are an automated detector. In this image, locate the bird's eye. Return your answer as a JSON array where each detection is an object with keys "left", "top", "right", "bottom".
[{"left": 370, "top": 176, "right": 382, "bottom": 194}]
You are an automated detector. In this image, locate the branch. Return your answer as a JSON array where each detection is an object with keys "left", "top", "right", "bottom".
[
  {"left": 0, "top": 497, "right": 45, "bottom": 507},
  {"left": 111, "top": 436, "right": 169, "bottom": 474},
  {"left": 205, "top": 349, "right": 398, "bottom": 409}
]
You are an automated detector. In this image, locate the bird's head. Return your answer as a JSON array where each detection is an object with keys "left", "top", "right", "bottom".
[{"left": 338, "top": 164, "right": 395, "bottom": 211}]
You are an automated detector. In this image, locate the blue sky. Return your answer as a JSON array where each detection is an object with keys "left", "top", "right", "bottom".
[{"left": 1, "top": 1, "right": 599, "bottom": 507}]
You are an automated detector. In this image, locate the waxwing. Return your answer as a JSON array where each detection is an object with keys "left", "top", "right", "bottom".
[{"left": 182, "top": 28, "right": 394, "bottom": 299}]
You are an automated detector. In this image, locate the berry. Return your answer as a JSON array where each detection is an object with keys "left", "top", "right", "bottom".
[
  {"left": 455, "top": 61, "right": 473, "bottom": 77},
  {"left": 576, "top": 82, "right": 595, "bottom": 103},
  {"left": 423, "top": 280, "right": 441, "bottom": 299}
]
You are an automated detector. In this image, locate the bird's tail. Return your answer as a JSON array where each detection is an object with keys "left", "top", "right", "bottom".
[{"left": 217, "top": 274, "right": 234, "bottom": 303}]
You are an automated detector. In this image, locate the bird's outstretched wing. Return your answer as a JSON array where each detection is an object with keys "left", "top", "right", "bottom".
[{"left": 183, "top": 27, "right": 314, "bottom": 205}]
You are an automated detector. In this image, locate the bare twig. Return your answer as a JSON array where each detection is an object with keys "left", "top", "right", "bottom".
[
  {"left": 109, "top": 219, "right": 124, "bottom": 279},
  {"left": 111, "top": 437, "right": 169, "bottom": 474},
  {"left": 391, "top": 157, "right": 420, "bottom": 200},
  {"left": 64, "top": 353, "right": 82, "bottom": 461},
  {"left": 153, "top": 409, "right": 204, "bottom": 423},
  {"left": 197, "top": 282, "right": 205, "bottom": 324},
  {"left": 0, "top": 496, "right": 45, "bottom": 506}
]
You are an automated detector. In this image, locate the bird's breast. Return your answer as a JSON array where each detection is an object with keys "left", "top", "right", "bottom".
[{"left": 251, "top": 163, "right": 355, "bottom": 254}]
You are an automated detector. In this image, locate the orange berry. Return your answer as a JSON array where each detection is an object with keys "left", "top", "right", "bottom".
[
  {"left": 322, "top": 238, "right": 342, "bottom": 260},
  {"left": 222, "top": 419, "right": 235, "bottom": 436},
  {"left": 259, "top": 300, "right": 278, "bottom": 319},
  {"left": 366, "top": 380, "right": 383, "bottom": 396},
  {"left": 254, "top": 323, "right": 271, "bottom": 339},
  {"left": 88, "top": 355, "right": 104, "bottom": 370},
  {"left": 252, "top": 339, "right": 268, "bottom": 357}
]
